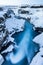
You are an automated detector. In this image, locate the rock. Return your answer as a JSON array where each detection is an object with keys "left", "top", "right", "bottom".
[
  {"left": 7, "top": 9, "right": 15, "bottom": 15},
  {"left": 3, "top": 13, "right": 11, "bottom": 19},
  {"left": 31, "top": 5, "right": 43, "bottom": 8},
  {"left": 18, "top": 9, "right": 29, "bottom": 14},
  {"left": 34, "top": 27, "right": 43, "bottom": 32},
  {"left": 20, "top": 5, "right": 29, "bottom": 8},
  {"left": 27, "top": 17, "right": 31, "bottom": 21},
  {"left": 30, "top": 9, "right": 43, "bottom": 28},
  {"left": 0, "top": 7, "right": 3, "bottom": 11}
]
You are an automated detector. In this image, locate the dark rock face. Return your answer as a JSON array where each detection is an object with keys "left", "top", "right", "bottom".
[
  {"left": 0, "top": 17, "right": 5, "bottom": 23},
  {"left": 27, "top": 17, "right": 31, "bottom": 21},
  {"left": 3, "top": 13, "right": 11, "bottom": 19},
  {"left": 20, "top": 5, "right": 29, "bottom": 8},
  {"left": 7, "top": 9, "right": 15, "bottom": 15},
  {"left": 31, "top": 5, "right": 43, "bottom": 8},
  {"left": 18, "top": 9, "right": 29, "bottom": 14},
  {"left": 34, "top": 27, "right": 43, "bottom": 32},
  {"left": 0, "top": 7, "right": 3, "bottom": 11},
  {"left": 0, "top": 16, "right": 9, "bottom": 52},
  {"left": 3, "top": 9, "right": 15, "bottom": 19}
]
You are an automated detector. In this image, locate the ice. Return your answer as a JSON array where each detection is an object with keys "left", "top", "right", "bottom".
[
  {"left": 18, "top": 8, "right": 43, "bottom": 29},
  {"left": 0, "top": 54, "right": 4, "bottom": 65},
  {"left": 0, "top": 6, "right": 43, "bottom": 65},
  {"left": 7, "top": 35, "right": 14, "bottom": 43},
  {"left": 18, "top": 8, "right": 31, "bottom": 20},
  {"left": 1, "top": 44, "right": 14, "bottom": 53},
  {"left": 5, "top": 17, "right": 25, "bottom": 34},
  {"left": 33, "top": 33, "right": 43, "bottom": 47},
  {"left": 30, "top": 47, "right": 43, "bottom": 65},
  {"left": 0, "top": 11, "right": 6, "bottom": 17},
  {"left": 30, "top": 51, "right": 43, "bottom": 65},
  {"left": 6, "top": 47, "right": 25, "bottom": 64},
  {"left": 30, "top": 9, "right": 43, "bottom": 28}
]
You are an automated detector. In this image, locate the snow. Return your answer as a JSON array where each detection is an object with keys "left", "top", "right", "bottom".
[
  {"left": 30, "top": 47, "right": 43, "bottom": 65},
  {"left": 7, "top": 35, "right": 14, "bottom": 43},
  {"left": 33, "top": 33, "right": 43, "bottom": 47},
  {"left": 0, "top": 11, "right": 6, "bottom": 17},
  {"left": 18, "top": 8, "right": 43, "bottom": 29},
  {"left": 18, "top": 8, "right": 43, "bottom": 28},
  {"left": 30, "top": 50, "right": 43, "bottom": 65},
  {"left": 18, "top": 13, "right": 31, "bottom": 20},
  {"left": 1, "top": 44, "right": 14, "bottom": 53},
  {"left": 33, "top": 32, "right": 43, "bottom": 65},
  {"left": 5, "top": 17, "right": 25, "bottom": 34},
  {"left": 18, "top": 8, "right": 31, "bottom": 19},
  {"left": 0, "top": 54, "right": 4, "bottom": 65},
  {"left": 30, "top": 9, "right": 43, "bottom": 28}
]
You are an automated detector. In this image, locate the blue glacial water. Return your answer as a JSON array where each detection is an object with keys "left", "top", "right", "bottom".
[{"left": 2, "top": 20, "right": 39, "bottom": 65}]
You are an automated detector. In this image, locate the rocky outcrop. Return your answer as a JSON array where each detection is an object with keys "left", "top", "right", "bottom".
[
  {"left": 18, "top": 9, "right": 29, "bottom": 14},
  {"left": 0, "top": 7, "right": 3, "bottom": 11},
  {"left": 31, "top": 5, "right": 43, "bottom": 8}
]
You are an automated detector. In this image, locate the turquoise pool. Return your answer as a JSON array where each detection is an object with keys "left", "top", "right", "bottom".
[{"left": 2, "top": 20, "right": 39, "bottom": 65}]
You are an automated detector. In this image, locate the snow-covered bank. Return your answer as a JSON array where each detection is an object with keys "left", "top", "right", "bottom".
[
  {"left": 0, "top": 7, "right": 25, "bottom": 34},
  {"left": 30, "top": 47, "right": 43, "bottom": 65},
  {"left": 33, "top": 33, "right": 43, "bottom": 47},
  {"left": 0, "top": 54, "right": 4, "bottom": 65},
  {"left": 16, "top": 6, "right": 43, "bottom": 29},
  {"left": 30, "top": 9, "right": 43, "bottom": 28},
  {"left": 5, "top": 17, "right": 25, "bottom": 34}
]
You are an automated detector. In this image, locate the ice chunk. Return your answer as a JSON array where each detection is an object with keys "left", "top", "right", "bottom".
[
  {"left": 30, "top": 10, "right": 43, "bottom": 28},
  {"left": 1, "top": 44, "right": 14, "bottom": 53},
  {"left": 0, "top": 54, "right": 4, "bottom": 65},
  {"left": 33, "top": 33, "right": 43, "bottom": 47},
  {"left": 5, "top": 17, "right": 25, "bottom": 33},
  {"left": 30, "top": 47, "right": 43, "bottom": 65},
  {"left": 30, "top": 51, "right": 43, "bottom": 65}
]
